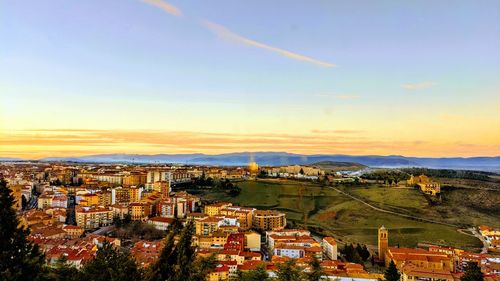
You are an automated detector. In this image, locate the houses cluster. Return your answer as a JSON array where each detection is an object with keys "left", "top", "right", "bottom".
[
  {"left": 479, "top": 225, "right": 500, "bottom": 253},
  {"left": 260, "top": 165, "right": 325, "bottom": 180},
  {"left": 30, "top": 234, "right": 121, "bottom": 268},
  {"left": 378, "top": 226, "right": 500, "bottom": 281},
  {"left": 128, "top": 201, "right": 381, "bottom": 280},
  {"left": 407, "top": 174, "right": 441, "bottom": 196}
]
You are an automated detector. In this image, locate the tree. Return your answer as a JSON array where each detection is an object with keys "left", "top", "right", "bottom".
[
  {"left": 384, "top": 260, "right": 400, "bottom": 281},
  {"left": 145, "top": 231, "right": 177, "bottom": 281},
  {"left": 356, "top": 244, "right": 370, "bottom": 261},
  {"left": 0, "top": 179, "right": 47, "bottom": 280},
  {"left": 190, "top": 254, "right": 218, "bottom": 281},
  {"left": 239, "top": 265, "right": 271, "bottom": 281},
  {"left": 307, "top": 256, "right": 325, "bottom": 281},
  {"left": 145, "top": 221, "right": 215, "bottom": 281},
  {"left": 173, "top": 222, "right": 196, "bottom": 280},
  {"left": 21, "top": 195, "right": 28, "bottom": 210},
  {"left": 276, "top": 259, "right": 305, "bottom": 281},
  {"left": 461, "top": 262, "right": 483, "bottom": 281},
  {"left": 81, "top": 242, "right": 141, "bottom": 281}
]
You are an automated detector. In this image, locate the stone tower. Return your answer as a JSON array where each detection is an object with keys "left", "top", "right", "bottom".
[{"left": 378, "top": 225, "right": 388, "bottom": 261}]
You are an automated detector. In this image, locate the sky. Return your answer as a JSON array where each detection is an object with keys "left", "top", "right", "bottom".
[{"left": 1, "top": 0, "right": 499, "bottom": 159}]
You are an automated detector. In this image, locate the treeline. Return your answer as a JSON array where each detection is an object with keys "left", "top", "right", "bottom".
[
  {"left": 194, "top": 176, "right": 241, "bottom": 197},
  {"left": 340, "top": 243, "right": 370, "bottom": 264},
  {"left": 360, "top": 170, "right": 410, "bottom": 185},
  {"left": 401, "top": 168, "right": 494, "bottom": 181}
]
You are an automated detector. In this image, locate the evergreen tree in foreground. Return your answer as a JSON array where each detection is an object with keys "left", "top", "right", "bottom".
[
  {"left": 0, "top": 179, "right": 46, "bottom": 280},
  {"left": 145, "top": 221, "right": 216, "bottom": 281},
  {"left": 276, "top": 259, "right": 305, "bottom": 281},
  {"left": 81, "top": 242, "right": 141, "bottom": 281},
  {"left": 307, "top": 256, "right": 325, "bottom": 281},
  {"left": 384, "top": 260, "right": 400, "bottom": 281},
  {"left": 460, "top": 262, "right": 484, "bottom": 281}
]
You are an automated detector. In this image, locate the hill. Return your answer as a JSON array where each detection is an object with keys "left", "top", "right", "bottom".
[
  {"left": 31, "top": 152, "right": 500, "bottom": 172},
  {"left": 310, "top": 161, "right": 366, "bottom": 172}
]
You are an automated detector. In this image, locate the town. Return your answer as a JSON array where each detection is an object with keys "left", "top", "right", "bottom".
[{"left": 1, "top": 161, "right": 499, "bottom": 280}]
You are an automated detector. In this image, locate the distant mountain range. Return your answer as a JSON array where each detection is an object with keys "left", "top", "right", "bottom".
[{"left": 18, "top": 152, "right": 499, "bottom": 172}]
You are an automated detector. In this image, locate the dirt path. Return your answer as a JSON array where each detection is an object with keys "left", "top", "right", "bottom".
[{"left": 329, "top": 186, "right": 459, "bottom": 227}]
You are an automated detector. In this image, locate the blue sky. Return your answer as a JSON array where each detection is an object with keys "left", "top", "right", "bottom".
[{"left": 1, "top": 0, "right": 499, "bottom": 158}]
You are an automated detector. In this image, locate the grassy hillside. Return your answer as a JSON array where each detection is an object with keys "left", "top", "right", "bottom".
[{"left": 199, "top": 179, "right": 500, "bottom": 251}]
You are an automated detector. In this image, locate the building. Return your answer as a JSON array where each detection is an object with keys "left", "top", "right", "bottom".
[
  {"left": 97, "top": 191, "right": 112, "bottom": 206},
  {"left": 252, "top": 210, "right": 286, "bottom": 231},
  {"left": 147, "top": 216, "right": 174, "bottom": 231},
  {"left": 62, "top": 225, "right": 84, "bottom": 239},
  {"left": 248, "top": 162, "right": 259, "bottom": 175},
  {"left": 129, "top": 187, "right": 142, "bottom": 203},
  {"left": 38, "top": 194, "right": 53, "bottom": 209},
  {"left": 385, "top": 247, "right": 454, "bottom": 271},
  {"left": 204, "top": 202, "right": 232, "bottom": 216},
  {"left": 146, "top": 171, "right": 171, "bottom": 184},
  {"left": 152, "top": 181, "right": 171, "bottom": 195},
  {"left": 123, "top": 173, "right": 147, "bottom": 186},
  {"left": 322, "top": 236, "right": 338, "bottom": 260},
  {"left": 111, "top": 187, "right": 130, "bottom": 205},
  {"left": 130, "top": 240, "right": 164, "bottom": 268},
  {"left": 196, "top": 217, "right": 223, "bottom": 236},
  {"left": 274, "top": 245, "right": 305, "bottom": 259},
  {"left": 206, "top": 264, "right": 229, "bottom": 281},
  {"left": 400, "top": 264, "right": 454, "bottom": 281},
  {"left": 378, "top": 226, "right": 388, "bottom": 260},
  {"left": 407, "top": 175, "right": 440, "bottom": 196},
  {"left": 244, "top": 232, "right": 261, "bottom": 252},
  {"left": 129, "top": 202, "right": 152, "bottom": 221},
  {"left": 75, "top": 206, "right": 113, "bottom": 229}
]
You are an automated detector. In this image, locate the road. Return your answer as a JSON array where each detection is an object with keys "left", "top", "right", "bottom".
[
  {"left": 329, "top": 186, "right": 459, "bottom": 228},
  {"left": 469, "top": 227, "right": 489, "bottom": 253}
]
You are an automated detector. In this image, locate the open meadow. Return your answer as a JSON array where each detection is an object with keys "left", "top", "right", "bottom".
[{"left": 199, "top": 178, "right": 500, "bottom": 251}]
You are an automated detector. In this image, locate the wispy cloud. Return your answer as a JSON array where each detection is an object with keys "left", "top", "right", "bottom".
[
  {"left": 141, "top": 0, "right": 182, "bottom": 17},
  {"left": 311, "top": 129, "right": 363, "bottom": 134},
  {"left": 2, "top": 129, "right": 498, "bottom": 158},
  {"left": 402, "top": 81, "right": 436, "bottom": 91},
  {"left": 202, "top": 21, "right": 336, "bottom": 68}
]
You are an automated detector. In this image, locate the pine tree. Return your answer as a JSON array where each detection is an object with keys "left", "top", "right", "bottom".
[
  {"left": 460, "top": 262, "right": 484, "bottom": 281},
  {"left": 190, "top": 254, "right": 218, "bottom": 281},
  {"left": 145, "top": 231, "right": 177, "bottom": 281},
  {"left": 81, "top": 241, "right": 141, "bottom": 281},
  {"left": 307, "top": 256, "right": 325, "bottom": 281},
  {"left": 174, "top": 222, "right": 196, "bottom": 280},
  {"left": 276, "top": 259, "right": 305, "bottom": 281},
  {"left": 384, "top": 260, "right": 400, "bottom": 281},
  {"left": 145, "top": 221, "right": 215, "bottom": 281},
  {"left": 0, "top": 179, "right": 46, "bottom": 280}
]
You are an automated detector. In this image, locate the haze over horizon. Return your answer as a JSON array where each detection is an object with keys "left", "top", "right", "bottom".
[{"left": 1, "top": 0, "right": 499, "bottom": 158}]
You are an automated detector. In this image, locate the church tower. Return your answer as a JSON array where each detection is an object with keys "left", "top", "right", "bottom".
[{"left": 378, "top": 226, "right": 388, "bottom": 261}]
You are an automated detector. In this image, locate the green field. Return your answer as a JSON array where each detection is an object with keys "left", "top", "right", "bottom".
[{"left": 200, "top": 179, "right": 500, "bottom": 251}]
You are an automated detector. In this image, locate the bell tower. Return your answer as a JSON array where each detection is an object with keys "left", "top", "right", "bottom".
[{"left": 378, "top": 226, "right": 388, "bottom": 261}]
